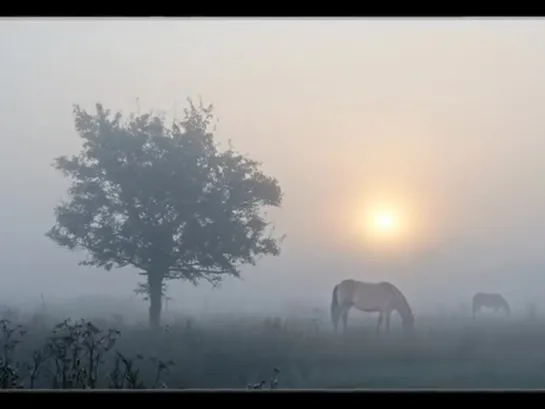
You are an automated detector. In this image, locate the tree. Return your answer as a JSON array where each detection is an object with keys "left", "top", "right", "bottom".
[{"left": 46, "top": 99, "right": 284, "bottom": 330}]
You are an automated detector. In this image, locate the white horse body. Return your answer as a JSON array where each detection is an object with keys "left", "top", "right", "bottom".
[
  {"left": 339, "top": 281, "right": 393, "bottom": 312},
  {"left": 330, "top": 279, "right": 414, "bottom": 335}
]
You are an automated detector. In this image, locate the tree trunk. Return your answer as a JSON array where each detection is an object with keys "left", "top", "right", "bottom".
[{"left": 148, "top": 272, "right": 163, "bottom": 331}]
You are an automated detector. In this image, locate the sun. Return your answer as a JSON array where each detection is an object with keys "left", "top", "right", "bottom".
[
  {"left": 357, "top": 204, "right": 406, "bottom": 243},
  {"left": 370, "top": 210, "right": 400, "bottom": 236},
  {"left": 374, "top": 213, "right": 396, "bottom": 232},
  {"left": 343, "top": 193, "right": 422, "bottom": 250}
]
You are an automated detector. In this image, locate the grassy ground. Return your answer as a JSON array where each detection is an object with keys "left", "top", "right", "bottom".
[{"left": 1, "top": 309, "right": 545, "bottom": 389}]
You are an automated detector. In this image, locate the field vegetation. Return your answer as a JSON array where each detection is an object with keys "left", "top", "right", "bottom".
[{"left": 0, "top": 306, "right": 544, "bottom": 389}]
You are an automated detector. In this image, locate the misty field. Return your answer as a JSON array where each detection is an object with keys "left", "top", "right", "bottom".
[{"left": 2, "top": 308, "right": 545, "bottom": 389}]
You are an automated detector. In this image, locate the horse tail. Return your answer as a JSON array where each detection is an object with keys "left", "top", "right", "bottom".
[{"left": 331, "top": 284, "right": 340, "bottom": 328}]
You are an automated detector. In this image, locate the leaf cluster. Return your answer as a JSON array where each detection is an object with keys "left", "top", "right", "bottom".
[{"left": 46, "top": 98, "right": 284, "bottom": 286}]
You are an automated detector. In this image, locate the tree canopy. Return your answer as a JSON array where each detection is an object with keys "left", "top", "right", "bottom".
[{"left": 46, "top": 99, "right": 284, "bottom": 329}]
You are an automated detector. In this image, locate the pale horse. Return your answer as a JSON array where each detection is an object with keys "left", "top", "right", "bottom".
[
  {"left": 472, "top": 292, "right": 511, "bottom": 319},
  {"left": 330, "top": 279, "right": 415, "bottom": 335}
]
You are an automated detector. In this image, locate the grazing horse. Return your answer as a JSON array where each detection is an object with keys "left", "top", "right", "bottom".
[
  {"left": 330, "top": 279, "right": 415, "bottom": 335},
  {"left": 472, "top": 292, "right": 511, "bottom": 319}
]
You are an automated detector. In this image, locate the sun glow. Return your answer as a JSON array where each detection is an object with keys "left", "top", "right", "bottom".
[
  {"left": 353, "top": 201, "right": 410, "bottom": 246},
  {"left": 342, "top": 187, "right": 433, "bottom": 253},
  {"left": 367, "top": 208, "right": 401, "bottom": 238},
  {"left": 374, "top": 213, "right": 396, "bottom": 232}
]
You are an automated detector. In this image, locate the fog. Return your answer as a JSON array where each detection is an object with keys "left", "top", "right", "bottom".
[{"left": 1, "top": 17, "right": 545, "bottom": 318}]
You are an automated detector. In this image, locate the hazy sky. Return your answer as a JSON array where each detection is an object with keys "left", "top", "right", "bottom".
[{"left": 1, "top": 18, "right": 545, "bottom": 313}]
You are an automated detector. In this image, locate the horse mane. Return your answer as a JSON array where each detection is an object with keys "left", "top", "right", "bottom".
[{"left": 383, "top": 282, "right": 413, "bottom": 319}]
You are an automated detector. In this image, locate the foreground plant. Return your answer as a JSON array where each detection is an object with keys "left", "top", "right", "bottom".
[
  {"left": 0, "top": 319, "right": 26, "bottom": 388},
  {"left": 247, "top": 368, "right": 280, "bottom": 390},
  {"left": 0, "top": 318, "right": 154, "bottom": 389},
  {"left": 45, "top": 319, "right": 120, "bottom": 388}
]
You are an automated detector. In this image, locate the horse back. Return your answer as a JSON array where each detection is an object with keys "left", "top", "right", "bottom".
[
  {"left": 474, "top": 292, "right": 506, "bottom": 307},
  {"left": 338, "top": 280, "right": 395, "bottom": 311}
]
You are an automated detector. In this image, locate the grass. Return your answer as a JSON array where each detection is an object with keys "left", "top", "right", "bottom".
[{"left": 1, "top": 307, "right": 545, "bottom": 389}]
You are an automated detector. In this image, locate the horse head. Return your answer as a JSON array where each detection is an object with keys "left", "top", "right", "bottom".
[{"left": 504, "top": 303, "right": 512, "bottom": 316}]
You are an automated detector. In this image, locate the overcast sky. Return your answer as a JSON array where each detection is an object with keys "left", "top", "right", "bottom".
[{"left": 1, "top": 18, "right": 545, "bottom": 314}]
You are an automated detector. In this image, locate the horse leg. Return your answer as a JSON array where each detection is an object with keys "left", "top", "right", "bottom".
[
  {"left": 341, "top": 307, "right": 349, "bottom": 334},
  {"left": 332, "top": 308, "right": 340, "bottom": 333},
  {"left": 376, "top": 312, "right": 383, "bottom": 335},
  {"left": 385, "top": 311, "right": 391, "bottom": 333},
  {"left": 472, "top": 305, "right": 478, "bottom": 320}
]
